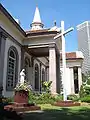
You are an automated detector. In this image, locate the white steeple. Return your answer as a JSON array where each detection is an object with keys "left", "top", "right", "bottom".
[
  {"left": 31, "top": 6, "right": 44, "bottom": 30},
  {"left": 33, "top": 6, "right": 41, "bottom": 23}
]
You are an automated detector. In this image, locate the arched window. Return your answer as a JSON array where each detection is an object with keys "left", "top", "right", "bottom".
[
  {"left": 24, "top": 57, "right": 30, "bottom": 81},
  {"left": 6, "top": 46, "right": 18, "bottom": 90},
  {"left": 42, "top": 68, "right": 45, "bottom": 83},
  {"left": 35, "top": 63, "right": 39, "bottom": 91}
]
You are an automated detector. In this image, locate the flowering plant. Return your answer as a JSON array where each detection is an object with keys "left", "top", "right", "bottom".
[
  {"left": 42, "top": 81, "right": 52, "bottom": 93},
  {"left": 14, "top": 81, "right": 32, "bottom": 92}
]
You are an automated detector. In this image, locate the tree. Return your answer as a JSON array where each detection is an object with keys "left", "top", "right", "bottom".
[
  {"left": 82, "top": 71, "right": 90, "bottom": 85},
  {"left": 79, "top": 71, "right": 90, "bottom": 98}
]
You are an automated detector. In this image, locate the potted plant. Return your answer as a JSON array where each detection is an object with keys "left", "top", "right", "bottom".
[{"left": 14, "top": 81, "right": 32, "bottom": 104}]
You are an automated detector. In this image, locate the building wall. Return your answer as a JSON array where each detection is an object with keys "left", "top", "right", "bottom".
[
  {"left": 3, "top": 37, "right": 21, "bottom": 97},
  {"left": 60, "top": 60, "right": 82, "bottom": 95},
  {"left": 77, "top": 21, "right": 90, "bottom": 73},
  {"left": 0, "top": 9, "right": 25, "bottom": 97}
]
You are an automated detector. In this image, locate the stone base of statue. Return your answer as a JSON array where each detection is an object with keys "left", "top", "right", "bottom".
[
  {"left": 4, "top": 70, "right": 41, "bottom": 112},
  {"left": 4, "top": 90, "right": 41, "bottom": 112},
  {"left": 14, "top": 90, "right": 29, "bottom": 104}
]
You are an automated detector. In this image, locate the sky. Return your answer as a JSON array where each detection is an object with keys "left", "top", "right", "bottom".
[{"left": 0, "top": 0, "right": 90, "bottom": 52}]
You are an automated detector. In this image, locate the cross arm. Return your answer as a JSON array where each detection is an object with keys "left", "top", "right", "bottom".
[{"left": 54, "top": 27, "right": 74, "bottom": 40}]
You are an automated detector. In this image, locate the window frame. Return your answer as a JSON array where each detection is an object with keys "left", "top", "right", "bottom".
[
  {"left": 6, "top": 46, "right": 18, "bottom": 91},
  {"left": 35, "top": 63, "right": 39, "bottom": 91}
]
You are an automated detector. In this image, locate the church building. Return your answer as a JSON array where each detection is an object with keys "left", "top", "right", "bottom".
[{"left": 0, "top": 4, "right": 83, "bottom": 97}]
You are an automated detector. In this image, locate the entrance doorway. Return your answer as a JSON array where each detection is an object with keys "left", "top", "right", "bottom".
[{"left": 73, "top": 67, "right": 79, "bottom": 94}]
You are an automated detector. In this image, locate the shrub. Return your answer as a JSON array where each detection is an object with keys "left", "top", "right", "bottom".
[
  {"left": 37, "top": 93, "right": 55, "bottom": 104},
  {"left": 0, "top": 97, "right": 14, "bottom": 107},
  {"left": 82, "top": 71, "right": 90, "bottom": 85},
  {"left": 28, "top": 91, "right": 62, "bottom": 104},
  {"left": 55, "top": 95, "right": 63, "bottom": 101},
  {"left": 2, "top": 97, "right": 14, "bottom": 103},
  {"left": 84, "top": 85, "right": 90, "bottom": 95},
  {"left": 28, "top": 91, "right": 40, "bottom": 103},
  {"left": 79, "top": 84, "right": 90, "bottom": 98},
  {"left": 67, "top": 94, "right": 79, "bottom": 101},
  {"left": 80, "top": 95, "right": 90, "bottom": 103},
  {"left": 42, "top": 81, "right": 52, "bottom": 93},
  {"left": 79, "top": 85, "right": 86, "bottom": 98}
]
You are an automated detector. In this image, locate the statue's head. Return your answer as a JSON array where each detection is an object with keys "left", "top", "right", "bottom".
[
  {"left": 22, "top": 69, "right": 25, "bottom": 72},
  {"left": 20, "top": 69, "right": 25, "bottom": 77}
]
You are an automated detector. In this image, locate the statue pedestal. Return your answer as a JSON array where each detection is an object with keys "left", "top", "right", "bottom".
[
  {"left": 14, "top": 90, "right": 29, "bottom": 104},
  {"left": 4, "top": 90, "right": 41, "bottom": 112},
  {"left": 4, "top": 69, "right": 41, "bottom": 112}
]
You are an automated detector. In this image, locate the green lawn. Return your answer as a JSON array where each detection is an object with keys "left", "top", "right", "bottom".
[{"left": 23, "top": 104, "right": 90, "bottom": 120}]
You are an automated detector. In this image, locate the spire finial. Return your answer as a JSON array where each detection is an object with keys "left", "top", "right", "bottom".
[
  {"left": 35, "top": 0, "right": 38, "bottom": 7},
  {"left": 54, "top": 20, "right": 56, "bottom": 26}
]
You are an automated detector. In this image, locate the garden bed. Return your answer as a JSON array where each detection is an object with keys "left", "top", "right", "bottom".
[
  {"left": 80, "top": 102, "right": 90, "bottom": 106},
  {"left": 52, "top": 100, "right": 80, "bottom": 107}
]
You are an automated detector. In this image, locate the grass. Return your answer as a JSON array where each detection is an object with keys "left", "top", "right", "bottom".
[{"left": 23, "top": 104, "right": 90, "bottom": 120}]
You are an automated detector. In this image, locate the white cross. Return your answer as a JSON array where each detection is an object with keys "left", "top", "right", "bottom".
[{"left": 54, "top": 21, "right": 74, "bottom": 101}]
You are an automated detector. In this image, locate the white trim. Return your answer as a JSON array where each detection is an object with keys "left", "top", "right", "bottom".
[
  {"left": 26, "top": 34, "right": 56, "bottom": 39},
  {"left": 28, "top": 42, "right": 55, "bottom": 48},
  {"left": 76, "top": 21, "right": 90, "bottom": 30},
  {"left": 76, "top": 21, "right": 88, "bottom": 28},
  {"left": 28, "top": 45, "right": 49, "bottom": 49},
  {"left": 54, "top": 27, "right": 74, "bottom": 39},
  {"left": 76, "top": 51, "right": 84, "bottom": 58}
]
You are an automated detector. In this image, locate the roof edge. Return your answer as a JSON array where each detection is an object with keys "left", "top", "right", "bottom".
[{"left": 0, "top": 3, "right": 26, "bottom": 36}]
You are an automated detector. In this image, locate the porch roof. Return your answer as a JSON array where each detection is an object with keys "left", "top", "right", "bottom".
[
  {"left": 60, "top": 51, "right": 84, "bottom": 60},
  {"left": 26, "top": 29, "right": 59, "bottom": 37}
]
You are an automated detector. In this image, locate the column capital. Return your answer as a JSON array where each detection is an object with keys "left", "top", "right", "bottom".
[{"left": 0, "top": 32, "right": 7, "bottom": 40}]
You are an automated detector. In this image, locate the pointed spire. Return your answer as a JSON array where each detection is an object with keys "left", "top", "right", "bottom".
[
  {"left": 33, "top": 6, "right": 41, "bottom": 23},
  {"left": 31, "top": 6, "right": 44, "bottom": 30}
]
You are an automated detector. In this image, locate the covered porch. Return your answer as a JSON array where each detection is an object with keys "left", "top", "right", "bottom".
[{"left": 22, "top": 42, "right": 61, "bottom": 94}]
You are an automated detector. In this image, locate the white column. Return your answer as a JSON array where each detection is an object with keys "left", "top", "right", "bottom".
[
  {"left": 78, "top": 67, "right": 82, "bottom": 91},
  {"left": 47, "top": 67, "right": 49, "bottom": 81},
  {"left": 45, "top": 67, "right": 47, "bottom": 81},
  {"left": 49, "top": 44, "right": 57, "bottom": 94},
  {"left": 70, "top": 68, "right": 74, "bottom": 94}
]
